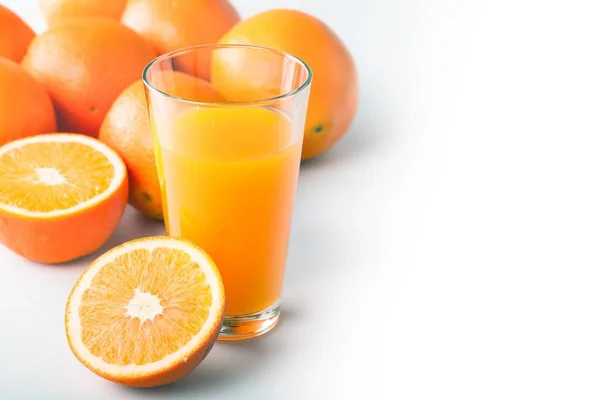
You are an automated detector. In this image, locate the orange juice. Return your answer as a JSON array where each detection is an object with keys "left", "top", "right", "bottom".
[{"left": 154, "top": 107, "right": 302, "bottom": 316}]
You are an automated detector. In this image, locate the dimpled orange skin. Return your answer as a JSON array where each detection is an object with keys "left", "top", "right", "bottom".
[
  {"left": 0, "top": 58, "right": 57, "bottom": 146},
  {"left": 21, "top": 18, "right": 157, "bottom": 137},
  {"left": 217, "top": 9, "right": 359, "bottom": 160},
  {"left": 121, "top": 0, "right": 240, "bottom": 79},
  {"left": 0, "top": 135, "right": 128, "bottom": 264},
  {"left": 38, "top": 0, "right": 127, "bottom": 28},
  {"left": 99, "top": 74, "right": 223, "bottom": 219},
  {"left": 0, "top": 5, "right": 35, "bottom": 62}
]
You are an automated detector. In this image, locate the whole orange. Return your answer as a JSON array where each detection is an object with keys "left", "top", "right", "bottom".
[
  {"left": 0, "top": 58, "right": 56, "bottom": 146},
  {"left": 121, "top": 0, "right": 240, "bottom": 79},
  {"left": 21, "top": 18, "right": 156, "bottom": 137},
  {"left": 216, "top": 9, "right": 358, "bottom": 160},
  {"left": 0, "top": 5, "right": 35, "bottom": 62},
  {"left": 99, "top": 73, "right": 223, "bottom": 219},
  {"left": 38, "top": 0, "right": 127, "bottom": 28}
]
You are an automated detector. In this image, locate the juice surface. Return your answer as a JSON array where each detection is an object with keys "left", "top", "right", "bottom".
[{"left": 154, "top": 107, "right": 302, "bottom": 316}]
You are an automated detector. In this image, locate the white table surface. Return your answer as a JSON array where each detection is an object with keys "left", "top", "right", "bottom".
[{"left": 2, "top": 0, "right": 600, "bottom": 398}]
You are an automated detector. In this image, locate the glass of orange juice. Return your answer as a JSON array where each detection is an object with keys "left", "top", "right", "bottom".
[{"left": 142, "top": 44, "right": 311, "bottom": 340}]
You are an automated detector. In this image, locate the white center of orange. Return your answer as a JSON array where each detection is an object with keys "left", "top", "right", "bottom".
[
  {"left": 35, "top": 167, "right": 67, "bottom": 185},
  {"left": 125, "top": 289, "right": 164, "bottom": 322}
]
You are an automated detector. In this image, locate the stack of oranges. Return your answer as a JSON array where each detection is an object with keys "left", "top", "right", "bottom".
[
  {"left": 0, "top": 0, "right": 359, "bottom": 387},
  {"left": 0, "top": 0, "right": 358, "bottom": 262}
]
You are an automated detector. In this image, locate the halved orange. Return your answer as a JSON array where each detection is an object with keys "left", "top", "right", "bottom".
[
  {"left": 0, "top": 133, "right": 128, "bottom": 263},
  {"left": 65, "top": 236, "right": 225, "bottom": 387}
]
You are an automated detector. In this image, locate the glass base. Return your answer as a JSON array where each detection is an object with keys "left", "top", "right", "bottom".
[{"left": 218, "top": 301, "right": 280, "bottom": 341}]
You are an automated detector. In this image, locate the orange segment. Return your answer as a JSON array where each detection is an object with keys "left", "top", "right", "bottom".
[
  {"left": 0, "top": 140, "right": 115, "bottom": 212},
  {"left": 65, "top": 236, "right": 225, "bottom": 387},
  {"left": 0, "top": 134, "right": 128, "bottom": 263},
  {"left": 80, "top": 247, "right": 212, "bottom": 365}
]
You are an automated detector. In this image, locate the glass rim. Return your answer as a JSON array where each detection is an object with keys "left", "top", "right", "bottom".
[{"left": 142, "top": 43, "right": 313, "bottom": 107}]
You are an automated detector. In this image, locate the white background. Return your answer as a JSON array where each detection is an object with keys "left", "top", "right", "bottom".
[{"left": 1, "top": 0, "right": 600, "bottom": 398}]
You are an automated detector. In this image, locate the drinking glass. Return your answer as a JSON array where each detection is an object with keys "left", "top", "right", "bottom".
[{"left": 143, "top": 44, "right": 311, "bottom": 340}]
